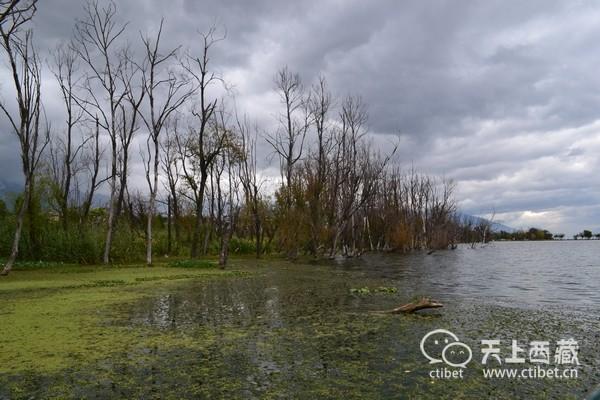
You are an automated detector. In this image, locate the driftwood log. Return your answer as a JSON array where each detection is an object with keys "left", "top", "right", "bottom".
[{"left": 384, "top": 297, "right": 443, "bottom": 314}]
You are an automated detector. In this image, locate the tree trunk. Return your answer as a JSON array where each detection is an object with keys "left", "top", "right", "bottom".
[
  {"left": 202, "top": 223, "right": 211, "bottom": 255},
  {"left": 1, "top": 180, "right": 30, "bottom": 276},
  {"left": 190, "top": 176, "right": 207, "bottom": 258},
  {"left": 330, "top": 228, "right": 341, "bottom": 259},
  {"left": 146, "top": 191, "right": 155, "bottom": 266},
  {"left": 27, "top": 175, "right": 38, "bottom": 259},
  {"left": 191, "top": 200, "right": 203, "bottom": 258},
  {"left": 146, "top": 144, "right": 160, "bottom": 266},
  {"left": 167, "top": 195, "right": 172, "bottom": 255},
  {"left": 219, "top": 219, "right": 231, "bottom": 268},
  {"left": 82, "top": 118, "right": 101, "bottom": 222},
  {"left": 103, "top": 185, "right": 117, "bottom": 264},
  {"left": 254, "top": 210, "right": 261, "bottom": 258}
]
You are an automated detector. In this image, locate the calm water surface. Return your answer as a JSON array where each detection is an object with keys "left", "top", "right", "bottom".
[{"left": 336, "top": 241, "right": 600, "bottom": 309}]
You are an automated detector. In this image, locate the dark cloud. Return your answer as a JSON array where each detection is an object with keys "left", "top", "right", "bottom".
[{"left": 1, "top": 0, "right": 600, "bottom": 234}]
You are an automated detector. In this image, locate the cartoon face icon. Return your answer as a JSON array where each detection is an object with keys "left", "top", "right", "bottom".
[
  {"left": 442, "top": 342, "right": 472, "bottom": 368},
  {"left": 420, "top": 329, "right": 459, "bottom": 364},
  {"left": 420, "top": 329, "right": 472, "bottom": 368}
]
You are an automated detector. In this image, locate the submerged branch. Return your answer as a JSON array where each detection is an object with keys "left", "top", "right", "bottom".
[{"left": 384, "top": 297, "right": 443, "bottom": 314}]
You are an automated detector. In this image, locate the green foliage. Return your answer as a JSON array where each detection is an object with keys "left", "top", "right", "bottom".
[{"left": 228, "top": 236, "right": 256, "bottom": 254}]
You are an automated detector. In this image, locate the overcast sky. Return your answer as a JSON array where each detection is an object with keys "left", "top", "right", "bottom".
[{"left": 2, "top": 0, "right": 600, "bottom": 235}]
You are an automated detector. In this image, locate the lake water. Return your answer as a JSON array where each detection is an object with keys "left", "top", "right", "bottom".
[
  {"left": 336, "top": 241, "right": 600, "bottom": 309},
  {"left": 2, "top": 241, "right": 599, "bottom": 399}
]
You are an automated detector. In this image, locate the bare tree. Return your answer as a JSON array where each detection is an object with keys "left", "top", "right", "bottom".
[
  {"left": 180, "top": 27, "right": 226, "bottom": 258},
  {"left": 266, "top": 66, "right": 310, "bottom": 197},
  {"left": 218, "top": 143, "right": 241, "bottom": 268},
  {"left": 0, "top": 0, "right": 35, "bottom": 28},
  {"left": 305, "top": 75, "right": 333, "bottom": 255},
  {"left": 266, "top": 66, "right": 311, "bottom": 258},
  {"left": 474, "top": 210, "right": 494, "bottom": 247},
  {"left": 80, "top": 116, "right": 105, "bottom": 220},
  {"left": 73, "top": 0, "right": 133, "bottom": 263},
  {"left": 328, "top": 96, "right": 395, "bottom": 257},
  {"left": 237, "top": 114, "right": 264, "bottom": 258},
  {"left": 161, "top": 119, "right": 183, "bottom": 248},
  {"left": 139, "top": 19, "right": 194, "bottom": 266},
  {"left": 115, "top": 52, "right": 145, "bottom": 223},
  {"left": 48, "top": 43, "right": 85, "bottom": 230},
  {"left": 0, "top": 1, "right": 46, "bottom": 275}
]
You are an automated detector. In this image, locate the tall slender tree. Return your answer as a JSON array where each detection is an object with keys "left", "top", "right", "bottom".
[
  {"left": 266, "top": 66, "right": 310, "bottom": 197},
  {"left": 48, "top": 43, "right": 85, "bottom": 230},
  {"left": 0, "top": 0, "right": 46, "bottom": 275},
  {"left": 139, "top": 19, "right": 194, "bottom": 266},
  {"left": 73, "top": 0, "right": 131, "bottom": 264},
  {"left": 237, "top": 115, "right": 264, "bottom": 258}
]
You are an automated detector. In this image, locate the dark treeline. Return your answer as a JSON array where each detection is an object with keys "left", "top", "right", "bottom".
[
  {"left": 494, "top": 228, "right": 600, "bottom": 241},
  {"left": 0, "top": 0, "right": 471, "bottom": 274},
  {"left": 493, "top": 228, "right": 554, "bottom": 241}
]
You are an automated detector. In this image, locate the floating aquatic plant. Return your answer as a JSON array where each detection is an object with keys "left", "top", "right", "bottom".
[{"left": 350, "top": 286, "right": 398, "bottom": 295}]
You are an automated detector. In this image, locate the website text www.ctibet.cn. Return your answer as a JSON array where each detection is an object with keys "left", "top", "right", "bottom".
[{"left": 420, "top": 329, "right": 580, "bottom": 380}]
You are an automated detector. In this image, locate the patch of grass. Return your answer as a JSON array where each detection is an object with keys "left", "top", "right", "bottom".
[
  {"left": 0, "top": 265, "right": 233, "bottom": 293},
  {"left": 135, "top": 274, "right": 197, "bottom": 282},
  {"left": 85, "top": 279, "right": 128, "bottom": 287},
  {"left": 9, "top": 260, "right": 73, "bottom": 270},
  {"left": 167, "top": 259, "right": 218, "bottom": 269}
]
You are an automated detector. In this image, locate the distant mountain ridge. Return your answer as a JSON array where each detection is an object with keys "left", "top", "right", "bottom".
[
  {"left": 0, "top": 181, "right": 23, "bottom": 204},
  {"left": 0, "top": 179, "right": 110, "bottom": 208},
  {"left": 458, "top": 213, "right": 516, "bottom": 233},
  {"left": 0, "top": 180, "right": 22, "bottom": 196}
]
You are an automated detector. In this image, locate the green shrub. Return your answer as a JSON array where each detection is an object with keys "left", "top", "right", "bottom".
[{"left": 228, "top": 236, "right": 256, "bottom": 254}]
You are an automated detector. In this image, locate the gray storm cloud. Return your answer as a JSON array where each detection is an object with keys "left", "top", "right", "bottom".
[{"left": 1, "top": 0, "right": 600, "bottom": 235}]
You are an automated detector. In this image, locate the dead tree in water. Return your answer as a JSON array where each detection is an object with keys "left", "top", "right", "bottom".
[
  {"left": 213, "top": 110, "right": 241, "bottom": 268},
  {"left": 384, "top": 297, "right": 443, "bottom": 314},
  {"left": 328, "top": 96, "right": 396, "bottom": 258},
  {"left": 305, "top": 75, "right": 332, "bottom": 256}
]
